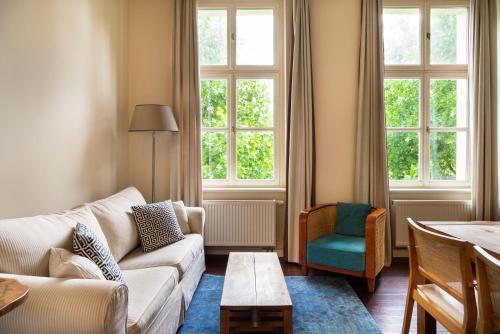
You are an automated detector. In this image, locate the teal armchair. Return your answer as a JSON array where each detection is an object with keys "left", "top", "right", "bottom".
[{"left": 299, "top": 203, "right": 386, "bottom": 292}]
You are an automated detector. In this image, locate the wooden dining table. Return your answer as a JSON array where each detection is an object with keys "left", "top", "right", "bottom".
[
  {"left": 418, "top": 221, "right": 500, "bottom": 258},
  {"left": 415, "top": 221, "right": 500, "bottom": 333}
]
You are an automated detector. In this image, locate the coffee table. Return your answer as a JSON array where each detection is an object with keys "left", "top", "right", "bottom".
[
  {"left": 220, "top": 252, "right": 292, "bottom": 334},
  {"left": 0, "top": 278, "right": 29, "bottom": 316}
]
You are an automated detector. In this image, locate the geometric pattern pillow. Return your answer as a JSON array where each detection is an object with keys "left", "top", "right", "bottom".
[
  {"left": 72, "top": 223, "right": 125, "bottom": 282},
  {"left": 131, "top": 200, "right": 185, "bottom": 253}
]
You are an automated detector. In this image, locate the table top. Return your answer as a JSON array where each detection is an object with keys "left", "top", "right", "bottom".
[
  {"left": 419, "top": 221, "right": 500, "bottom": 256},
  {"left": 0, "top": 278, "right": 29, "bottom": 316},
  {"left": 221, "top": 252, "right": 292, "bottom": 309}
]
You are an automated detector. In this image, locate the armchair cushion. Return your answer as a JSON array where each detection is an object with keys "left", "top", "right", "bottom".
[
  {"left": 307, "top": 233, "right": 366, "bottom": 272},
  {"left": 335, "top": 202, "right": 371, "bottom": 237}
]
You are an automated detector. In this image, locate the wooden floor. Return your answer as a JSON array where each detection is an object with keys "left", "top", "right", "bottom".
[{"left": 206, "top": 255, "right": 448, "bottom": 334}]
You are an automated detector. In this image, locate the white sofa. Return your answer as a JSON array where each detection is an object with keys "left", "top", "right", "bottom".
[{"left": 0, "top": 187, "right": 205, "bottom": 334}]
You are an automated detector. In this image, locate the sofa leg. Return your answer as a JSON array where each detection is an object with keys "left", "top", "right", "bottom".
[
  {"left": 367, "top": 277, "right": 376, "bottom": 293},
  {"left": 301, "top": 265, "right": 309, "bottom": 276}
]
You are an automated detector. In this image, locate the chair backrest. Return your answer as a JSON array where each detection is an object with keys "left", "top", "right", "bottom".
[
  {"left": 406, "top": 218, "right": 476, "bottom": 330},
  {"left": 474, "top": 245, "right": 500, "bottom": 334}
]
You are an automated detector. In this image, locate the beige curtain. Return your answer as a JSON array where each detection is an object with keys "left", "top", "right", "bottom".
[
  {"left": 286, "top": 0, "right": 315, "bottom": 263},
  {"left": 172, "top": 0, "right": 202, "bottom": 207},
  {"left": 354, "top": 0, "right": 391, "bottom": 266},
  {"left": 470, "top": 0, "right": 498, "bottom": 221}
]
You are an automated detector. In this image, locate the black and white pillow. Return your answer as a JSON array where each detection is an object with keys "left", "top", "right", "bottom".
[
  {"left": 131, "top": 200, "right": 185, "bottom": 252},
  {"left": 73, "top": 223, "right": 125, "bottom": 282}
]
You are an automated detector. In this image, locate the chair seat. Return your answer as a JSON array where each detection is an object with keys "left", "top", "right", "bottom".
[
  {"left": 306, "top": 233, "right": 365, "bottom": 272},
  {"left": 415, "top": 284, "right": 464, "bottom": 330}
]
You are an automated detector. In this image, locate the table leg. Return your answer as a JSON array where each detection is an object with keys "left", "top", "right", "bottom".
[
  {"left": 417, "top": 304, "right": 436, "bottom": 334},
  {"left": 220, "top": 309, "right": 230, "bottom": 334},
  {"left": 283, "top": 308, "right": 292, "bottom": 334}
]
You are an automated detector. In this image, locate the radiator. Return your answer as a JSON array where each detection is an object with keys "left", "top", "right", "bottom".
[
  {"left": 392, "top": 200, "right": 472, "bottom": 248},
  {"left": 203, "top": 200, "right": 277, "bottom": 247}
]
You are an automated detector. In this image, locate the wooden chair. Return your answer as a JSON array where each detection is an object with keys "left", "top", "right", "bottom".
[
  {"left": 474, "top": 245, "right": 500, "bottom": 334},
  {"left": 402, "top": 218, "right": 477, "bottom": 334},
  {"left": 298, "top": 204, "right": 386, "bottom": 292}
]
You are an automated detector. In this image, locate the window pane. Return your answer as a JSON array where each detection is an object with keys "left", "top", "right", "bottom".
[
  {"left": 430, "top": 132, "right": 467, "bottom": 180},
  {"left": 430, "top": 79, "right": 468, "bottom": 127},
  {"left": 236, "top": 79, "right": 273, "bottom": 128},
  {"left": 202, "top": 132, "right": 227, "bottom": 180},
  {"left": 201, "top": 79, "right": 227, "bottom": 128},
  {"left": 430, "top": 8, "right": 468, "bottom": 65},
  {"left": 384, "top": 79, "right": 420, "bottom": 127},
  {"left": 236, "top": 132, "right": 274, "bottom": 180},
  {"left": 236, "top": 9, "right": 274, "bottom": 65},
  {"left": 387, "top": 132, "right": 419, "bottom": 180},
  {"left": 198, "top": 9, "right": 227, "bottom": 65},
  {"left": 383, "top": 8, "right": 420, "bottom": 65}
]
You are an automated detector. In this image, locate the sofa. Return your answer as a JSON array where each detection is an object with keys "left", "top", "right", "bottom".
[{"left": 0, "top": 187, "right": 205, "bottom": 334}]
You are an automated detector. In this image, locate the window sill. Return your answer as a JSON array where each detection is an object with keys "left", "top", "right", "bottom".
[
  {"left": 390, "top": 188, "right": 471, "bottom": 201},
  {"left": 203, "top": 187, "right": 286, "bottom": 193}
]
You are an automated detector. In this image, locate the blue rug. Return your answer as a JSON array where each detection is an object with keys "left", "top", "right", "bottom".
[{"left": 178, "top": 274, "right": 381, "bottom": 334}]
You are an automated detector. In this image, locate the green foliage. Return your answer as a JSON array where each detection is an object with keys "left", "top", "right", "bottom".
[
  {"left": 198, "top": 11, "right": 226, "bottom": 65},
  {"left": 431, "top": 11, "right": 457, "bottom": 64},
  {"left": 200, "top": 78, "right": 274, "bottom": 181},
  {"left": 385, "top": 79, "right": 459, "bottom": 181}
]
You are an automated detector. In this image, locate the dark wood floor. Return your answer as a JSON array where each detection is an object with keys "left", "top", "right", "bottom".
[{"left": 205, "top": 255, "right": 448, "bottom": 334}]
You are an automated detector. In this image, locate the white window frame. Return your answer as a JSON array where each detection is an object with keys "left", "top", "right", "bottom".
[
  {"left": 383, "top": 0, "right": 470, "bottom": 189},
  {"left": 198, "top": 0, "right": 285, "bottom": 188}
]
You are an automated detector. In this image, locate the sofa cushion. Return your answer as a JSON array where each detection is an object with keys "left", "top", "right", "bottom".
[
  {"left": 0, "top": 207, "right": 108, "bottom": 276},
  {"left": 173, "top": 201, "right": 191, "bottom": 234},
  {"left": 87, "top": 187, "right": 146, "bottom": 262},
  {"left": 119, "top": 234, "right": 204, "bottom": 279},
  {"left": 335, "top": 202, "right": 372, "bottom": 237},
  {"left": 73, "top": 223, "right": 125, "bottom": 282},
  {"left": 307, "top": 233, "right": 366, "bottom": 272},
  {"left": 123, "top": 266, "right": 179, "bottom": 333},
  {"left": 49, "top": 248, "right": 105, "bottom": 280},
  {"left": 131, "top": 200, "right": 185, "bottom": 253}
]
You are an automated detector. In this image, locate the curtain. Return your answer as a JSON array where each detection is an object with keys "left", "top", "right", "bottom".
[
  {"left": 470, "top": 0, "right": 498, "bottom": 221},
  {"left": 354, "top": 0, "right": 392, "bottom": 266},
  {"left": 172, "top": 0, "right": 202, "bottom": 207},
  {"left": 286, "top": 0, "right": 315, "bottom": 263}
]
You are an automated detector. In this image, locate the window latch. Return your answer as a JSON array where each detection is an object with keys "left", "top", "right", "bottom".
[
  {"left": 426, "top": 32, "right": 431, "bottom": 40},
  {"left": 231, "top": 33, "right": 235, "bottom": 41},
  {"left": 231, "top": 126, "right": 236, "bottom": 133},
  {"left": 426, "top": 126, "right": 430, "bottom": 133}
]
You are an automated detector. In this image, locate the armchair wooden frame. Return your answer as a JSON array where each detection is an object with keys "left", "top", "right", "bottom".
[
  {"left": 298, "top": 204, "right": 386, "bottom": 293},
  {"left": 403, "top": 218, "right": 477, "bottom": 334}
]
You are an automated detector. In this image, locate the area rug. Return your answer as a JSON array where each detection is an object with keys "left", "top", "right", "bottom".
[{"left": 178, "top": 274, "right": 381, "bottom": 334}]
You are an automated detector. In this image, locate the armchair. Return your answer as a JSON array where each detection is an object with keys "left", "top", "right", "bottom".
[{"left": 299, "top": 204, "right": 386, "bottom": 292}]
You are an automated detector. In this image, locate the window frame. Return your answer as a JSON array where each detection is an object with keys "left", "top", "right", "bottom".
[
  {"left": 383, "top": 0, "right": 470, "bottom": 189},
  {"left": 198, "top": 0, "right": 285, "bottom": 188}
]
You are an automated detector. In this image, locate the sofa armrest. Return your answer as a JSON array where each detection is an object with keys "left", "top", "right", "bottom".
[
  {"left": 0, "top": 274, "right": 128, "bottom": 334},
  {"left": 365, "top": 208, "right": 386, "bottom": 278},
  {"left": 299, "top": 204, "right": 338, "bottom": 267},
  {"left": 186, "top": 206, "right": 205, "bottom": 237}
]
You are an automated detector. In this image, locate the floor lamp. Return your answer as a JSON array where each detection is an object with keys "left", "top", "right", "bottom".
[{"left": 129, "top": 104, "right": 179, "bottom": 203}]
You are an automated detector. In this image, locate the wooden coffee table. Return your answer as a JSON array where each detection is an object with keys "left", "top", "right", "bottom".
[
  {"left": 220, "top": 252, "right": 292, "bottom": 334},
  {"left": 0, "top": 278, "right": 29, "bottom": 316}
]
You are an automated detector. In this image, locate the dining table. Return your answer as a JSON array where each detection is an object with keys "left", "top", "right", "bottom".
[{"left": 414, "top": 220, "right": 500, "bottom": 333}]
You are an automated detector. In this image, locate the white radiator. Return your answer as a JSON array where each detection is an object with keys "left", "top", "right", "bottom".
[
  {"left": 392, "top": 200, "right": 472, "bottom": 248},
  {"left": 203, "top": 200, "right": 277, "bottom": 247}
]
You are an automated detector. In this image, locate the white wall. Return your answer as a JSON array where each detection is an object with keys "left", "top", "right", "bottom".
[{"left": 0, "top": 0, "right": 128, "bottom": 218}]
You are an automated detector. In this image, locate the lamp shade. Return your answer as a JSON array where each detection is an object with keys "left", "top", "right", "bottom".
[{"left": 129, "top": 104, "right": 179, "bottom": 132}]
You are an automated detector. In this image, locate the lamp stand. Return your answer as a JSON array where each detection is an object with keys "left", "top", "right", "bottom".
[{"left": 151, "top": 131, "right": 156, "bottom": 203}]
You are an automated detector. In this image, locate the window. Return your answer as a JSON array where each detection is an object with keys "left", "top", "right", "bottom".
[
  {"left": 383, "top": 0, "right": 469, "bottom": 187},
  {"left": 198, "top": 1, "right": 284, "bottom": 187}
]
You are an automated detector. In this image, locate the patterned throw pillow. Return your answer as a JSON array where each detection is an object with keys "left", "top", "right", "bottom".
[
  {"left": 131, "top": 200, "right": 185, "bottom": 253},
  {"left": 73, "top": 223, "right": 125, "bottom": 282}
]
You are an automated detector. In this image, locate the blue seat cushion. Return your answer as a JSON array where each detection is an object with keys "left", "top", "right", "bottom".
[
  {"left": 307, "top": 233, "right": 366, "bottom": 272},
  {"left": 335, "top": 202, "right": 372, "bottom": 237}
]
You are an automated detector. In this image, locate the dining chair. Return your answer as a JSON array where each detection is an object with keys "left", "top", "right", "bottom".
[
  {"left": 474, "top": 245, "right": 500, "bottom": 334},
  {"left": 402, "top": 218, "right": 477, "bottom": 334}
]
